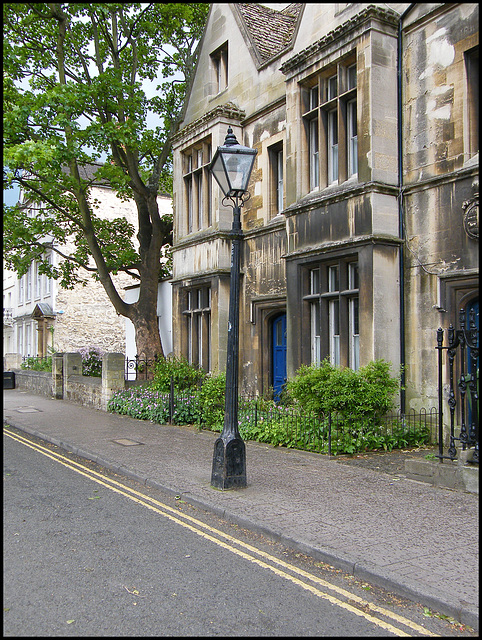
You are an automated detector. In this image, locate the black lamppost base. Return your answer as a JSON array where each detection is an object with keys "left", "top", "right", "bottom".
[{"left": 211, "top": 434, "right": 247, "bottom": 490}]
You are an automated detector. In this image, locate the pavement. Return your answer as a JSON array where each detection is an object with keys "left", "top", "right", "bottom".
[{"left": 3, "top": 388, "right": 479, "bottom": 631}]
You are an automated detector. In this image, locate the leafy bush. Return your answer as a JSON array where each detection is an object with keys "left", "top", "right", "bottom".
[
  {"left": 197, "top": 371, "right": 226, "bottom": 430},
  {"left": 285, "top": 358, "right": 400, "bottom": 418},
  {"left": 107, "top": 386, "right": 170, "bottom": 422},
  {"left": 171, "top": 393, "right": 203, "bottom": 425},
  {"left": 151, "top": 355, "right": 206, "bottom": 392},
  {"left": 77, "top": 346, "right": 104, "bottom": 377},
  {"left": 21, "top": 356, "right": 52, "bottom": 372},
  {"left": 107, "top": 358, "right": 430, "bottom": 456}
]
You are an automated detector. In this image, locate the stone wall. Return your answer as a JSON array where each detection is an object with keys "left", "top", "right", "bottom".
[
  {"left": 53, "top": 183, "right": 135, "bottom": 353},
  {"left": 12, "top": 369, "right": 53, "bottom": 397},
  {"left": 64, "top": 375, "right": 103, "bottom": 410},
  {"left": 11, "top": 351, "right": 127, "bottom": 411}
]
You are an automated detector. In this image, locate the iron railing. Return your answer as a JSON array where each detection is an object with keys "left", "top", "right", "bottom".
[
  {"left": 237, "top": 400, "right": 437, "bottom": 455},
  {"left": 436, "top": 308, "right": 479, "bottom": 463},
  {"left": 125, "top": 355, "right": 158, "bottom": 380},
  {"left": 110, "top": 382, "right": 437, "bottom": 456}
]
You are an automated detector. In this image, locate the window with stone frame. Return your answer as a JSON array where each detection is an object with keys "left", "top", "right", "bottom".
[
  {"left": 268, "top": 142, "right": 284, "bottom": 217},
  {"left": 17, "top": 322, "right": 24, "bottom": 355},
  {"left": 304, "top": 258, "right": 359, "bottom": 369},
  {"left": 26, "top": 263, "right": 33, "bottom": 302},
  {"left": 182, "top": 284, "right": 212, "bottom": 372},
  {"left": 44, "top": 253, "right": 52, "bottom": 297},
  {"left": 18, "top": 274, "right": 25, "bottom": 306},
  {"left": 465, "top": 46, "right": 478, "bottom": 158},
  {"left": 302, "top": 55, "right": 357, "bottom": 191},
  {"left": 182, "top": 140, "right": 212, "bottom": 234},
  {"left": 210, "top": 42, "right": 228, "bottom": 94}
]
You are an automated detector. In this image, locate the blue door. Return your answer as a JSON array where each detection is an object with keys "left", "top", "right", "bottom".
[
  {"left": 272, "top": 314, "right": 287, "bottom": 402},
  {"left": 465, "top": 299, "right": 479, "bottom": 429}
]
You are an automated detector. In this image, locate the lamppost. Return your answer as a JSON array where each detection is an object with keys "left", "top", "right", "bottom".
[{"left": 209, "top": 126, "right": 257, "bottom": 490}]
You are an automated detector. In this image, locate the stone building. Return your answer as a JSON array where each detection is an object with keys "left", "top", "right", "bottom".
[
  {"left": 171, "top": 2, "right": 478, "bottom": 411},
  {"left": 3, "top": 164, "right": 172, "bottom": 364}
]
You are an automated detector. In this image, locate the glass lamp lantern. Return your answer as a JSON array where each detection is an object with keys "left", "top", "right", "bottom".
[{"left": 209, "top": 127, "right": 257, "bottom": 198}]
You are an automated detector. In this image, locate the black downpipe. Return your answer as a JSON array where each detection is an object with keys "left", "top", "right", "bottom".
[{"left": 397, "top": 4, "right": 416, "bottom": 413}]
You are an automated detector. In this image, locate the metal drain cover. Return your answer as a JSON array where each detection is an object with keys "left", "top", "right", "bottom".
[
  {"left": 15, "top": 407, "right": 41, "bottom": 413},
  {"left": 112, "top": 438, "right": 144, "bottom": 446}
]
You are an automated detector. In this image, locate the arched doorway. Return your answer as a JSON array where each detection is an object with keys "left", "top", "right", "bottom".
[{"left": 272, "top": 313, "right": 287, "bottom": 401}]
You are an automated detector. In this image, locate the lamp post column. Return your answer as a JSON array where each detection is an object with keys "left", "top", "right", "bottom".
[
  {"left": 211, "top": 199, "right": 247, "bottom": 489},
  {"left": 209, "top": 126, "right": 256, "bottom": 490}
]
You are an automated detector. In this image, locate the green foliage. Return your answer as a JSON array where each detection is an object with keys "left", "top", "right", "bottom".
[
  {"left": 20, "top": 355, "right": 52, "bottom": 372},
  {"left": 3, "top": 3, "right": 210, "bottom": 353},
  {"left": 77, "top": 346, "right": 104, "bottom": 377},
  {"left": 107, "top": 357, "right": 428, "bottom": 456},
  {"left": 170, "top": 394, "right": 203, "bottom": 426},
  {"left": 107, "top": 382, "right": 430, "bottom": 455},
  {"left": 151, "top": 355, "right": 206, "bottom": 393},
  {"left": 107, "top": 386, "right": 170, "bottom": 422},
  {"left": 285, "top": 358, "right": 400, "bottom": 418},
  {"left": 197, "top": 371, "right": 226, "bottom": 430}
]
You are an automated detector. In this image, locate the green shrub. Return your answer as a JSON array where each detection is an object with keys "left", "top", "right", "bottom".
[
  {"left": 286, "top": 358, "right": 400, "bottom": 418},
  {"left": 107, "top": 359, "right": 428, "bottom": 456},
  {"left": 197, "top": 371, "right": 226, "bottom": 429},
  {"left": 107, "top": 387, "right": 170, "bottom": 422},
  {"left": 77, "top": 346, "right": 104, "bottom": 377},
  {"left": 171, "top": 394, "right": 203, "bottom": 425},
  {"left": 20, "top": 356, "right": 52, "bottom": 372},
  {"left": 151, "top": 355, "right": 206, "bottom": 392}
]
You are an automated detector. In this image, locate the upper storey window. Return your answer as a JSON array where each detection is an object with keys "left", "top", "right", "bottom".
[
  {"left": 465, "top": 46, "right": 478, "bottom": 158},
  {"left": 183, "top": 140, "right": 212, "bottom": 234},
  {"left": 210, "top": 42, "right": 228, "bottom": 94},
  {"left": 302, "top": 57, "right": 357, "bottom": 192},
  {"left": 268, "top": 142, "right": 284, "bottom": 217}
]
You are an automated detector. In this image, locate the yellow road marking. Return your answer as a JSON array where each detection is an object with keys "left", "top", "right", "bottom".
[{"left": 4, "top": 426, "right": 439, "bottom": 637}]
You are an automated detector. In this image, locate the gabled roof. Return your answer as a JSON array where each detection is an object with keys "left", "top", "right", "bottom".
[
  {"left": 61, "top": 161, "right": 109, "bottom": 187},
  {"left": 234, "top": 3, "right": 303, "bottom": 68},
  {"left": 32, "top": 303, "right": 55, "bottom": 318}
]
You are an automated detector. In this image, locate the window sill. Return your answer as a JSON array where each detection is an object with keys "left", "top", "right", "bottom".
[
  {"left": 208, "top": 87, "right": 229, "bottom": 101},
  {"left": 463, "top": 152, "right": 478, "bottom": 169}
]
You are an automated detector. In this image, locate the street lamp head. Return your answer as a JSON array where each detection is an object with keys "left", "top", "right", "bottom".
[{"left": 209, "top": 127, "right": 257, "bottom": 199}]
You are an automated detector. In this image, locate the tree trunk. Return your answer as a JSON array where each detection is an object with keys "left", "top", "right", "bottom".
[
  {"left": 129, "top": 190, "right": 166, "bottom": 364},
  {"left": 131, "top": 298, "right": 163, "bottom": 365}
]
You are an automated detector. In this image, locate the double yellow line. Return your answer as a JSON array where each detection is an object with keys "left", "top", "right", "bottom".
[{"left": 4, "top": 426, "right": 438, "bottom": 637}]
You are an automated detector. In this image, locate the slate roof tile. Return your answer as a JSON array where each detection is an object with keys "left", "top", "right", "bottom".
[{"left": 236, "top": 3, "right": 303, "bottom": 64}]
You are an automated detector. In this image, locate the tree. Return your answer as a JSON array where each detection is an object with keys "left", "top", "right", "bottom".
[{"left": 3, "top": 2, "right": 210, "bottom": 360}]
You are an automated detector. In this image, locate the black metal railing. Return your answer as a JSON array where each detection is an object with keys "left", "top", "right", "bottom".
[
  {"left": 436, "top": 308, "right": 479, "bottom": 463},
  {"left": 125, "top": 355, "right": 158, "bottom": 381},
  {"left": 237, "top": 400, "right": 436, "bottom": 455},
  {"left": 109, "top": 381, "right": 437, "bottom": 456}
]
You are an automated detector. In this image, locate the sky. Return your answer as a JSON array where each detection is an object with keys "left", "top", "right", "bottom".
[{"left": 3, "top": 184, "right": 19, "bottom": 208}]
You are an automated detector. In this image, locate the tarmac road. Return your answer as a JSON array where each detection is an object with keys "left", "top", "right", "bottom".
[
  {"left": 3, "top": 389, "right": 479, "bottom": 631},
  {"left": 4, "top": 428, "right": 476, "bottom": 637}
]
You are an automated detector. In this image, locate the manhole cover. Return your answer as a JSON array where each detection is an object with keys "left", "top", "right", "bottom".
[
  {"left": 112, "top": 438, "right": 144, "bottom": 447},
  {"left": 15, "top": 407, "right": 41, "bottom": 413}
]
